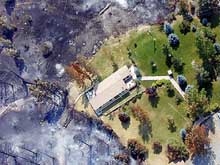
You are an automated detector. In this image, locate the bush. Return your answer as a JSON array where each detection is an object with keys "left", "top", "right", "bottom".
[
  {"left": 163, "top": 22, "right": 173, "bottom": 35},
  {"left": 168, "top": 33, "right": 180, "bottom": 48},
  {"left": 152, "top": 142, "right": 162, "bottom": 154}
]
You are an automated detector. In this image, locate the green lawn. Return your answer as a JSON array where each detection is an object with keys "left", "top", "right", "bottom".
[{"left": 89, "top": 16, "right": 220, "bottom": 151}]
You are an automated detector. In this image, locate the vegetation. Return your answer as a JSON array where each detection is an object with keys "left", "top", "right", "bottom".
[
  {"left": 185, "top": 125, "right": 210, "bottom": 157},
  {"left": 127, "top": 139, "right": 148, "bottom": 162},
  {"left": 186, "top": 88, "right": 209, "bottom": 121},
  {"left": 198, "top": 0, "right": 219, "bottom": 20},
  {"left": 167, "top": 116, "right": 176, "bottom": 132},
  {"left": 152, "top": 141, "right": 162, "bottom": 154},
  {"left": 65, "top": 62, "right": 91, "bottom": 87},
  {"left": 114, "top": 153, "right": 130, "bottom": 164},
  {"left": 131, "top": 106, "right": 152, "bottom": 141},
  {"left": 166, "top": 142, "right": 189, "bottom": 163},
  {"left": 118, "top": 112, "right": 130, "bottom": 123},
  {"left": 90, "top": 15, "right": 220, "bottom": 162}
]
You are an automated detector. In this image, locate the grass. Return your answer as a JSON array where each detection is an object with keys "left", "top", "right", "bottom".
[{"left": 88, "top": 16, "right": 220, "bottom": 162}]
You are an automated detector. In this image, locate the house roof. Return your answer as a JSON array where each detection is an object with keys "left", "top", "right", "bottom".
[{"left": 89, "top": 66, "right": 130, "bottom": 111}]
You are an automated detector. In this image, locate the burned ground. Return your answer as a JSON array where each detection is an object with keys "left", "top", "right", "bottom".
[{"left": 1, "top": 0, "right": 171, "bottom": 80}]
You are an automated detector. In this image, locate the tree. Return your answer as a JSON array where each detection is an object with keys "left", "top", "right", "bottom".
[
  {"left": 118, "top": 112, "right": 130, "bottom": 123},
  {"left": 168, "top": 33, "right": 180, "bottom": 48},
  {"left": 131, "top": 106, "right": 152, "bottom": 141},
  {"left": 185, "top": 125, "right": 210, "bottom": 157},
  {"left": 127, "top": 139, "right": 148, "bottom": 162},
  {"left": 198, "top": 0, "right": 219, "bottom": 20},
  {"left": 166, "top": 142, "right": 189, "bottom": 163},
  {"left": 152, "top": 141, "right": 162, "bottom": 154},
  {"left": 145, "top": 87, "right": 157, "bottom": 97},
  {"left": 196, "top": 67, "right": 212, "bottom": 90},
  {"left": 186, "top": 88, "right": 209, "bottom": 121}
]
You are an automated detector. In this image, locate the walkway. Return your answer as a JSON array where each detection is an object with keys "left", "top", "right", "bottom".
[{"left": 141, "top": 76, "right": 186, "bottom": 99}]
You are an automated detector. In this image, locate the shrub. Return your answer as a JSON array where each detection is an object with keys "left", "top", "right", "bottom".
[
  {"left": 152, "top": 142, "right": 162, "bottom": 154},
  {"left": 163, "top": 22, "right": 173, "bottom": 35},
  {"left": 175, "top": 94, "right": 183, "bottom": 105},
  {"left": 168, "top": 33, "right": 180, "bottom": 47}
]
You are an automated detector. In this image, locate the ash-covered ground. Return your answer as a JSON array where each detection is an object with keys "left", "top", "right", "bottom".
[
  {"left": 0, "top": 103, "right": 128, "bottom": 165},
  {"left": 0, "top": 0, "right": 173, "bottom": 164},
  {"left": 0, "top": 0, "right": 171, "bottom": 80}
]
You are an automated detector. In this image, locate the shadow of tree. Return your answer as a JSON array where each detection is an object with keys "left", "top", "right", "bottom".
[
  {"left": 121, "top": 120, "right": 130, "bottom": 130},
  {"left": 82, "top": 94, "right": 89, "bottom": 108},
  {"left": 192, "top": 148, "right": 216, "bottom": 165},
  {"left": 203, "top": 116, "right": 215, "bottom": 134},
  {"left": 148, "top": 96, "right": 160, "bottom": 108},
  {"left": 210, "top": 14, "right": 220, "bottom": 28},
  {"left": 138, "top": 122, "right": 152, "bottom": 142}
]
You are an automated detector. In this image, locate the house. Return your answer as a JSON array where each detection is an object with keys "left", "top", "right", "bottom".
[{"left": 86, "top": 65, "right": 137, "bottom": 116}]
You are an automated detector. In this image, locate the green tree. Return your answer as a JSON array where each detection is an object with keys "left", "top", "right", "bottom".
[
  {"left": 198, "top": 0, "right": 219, "bottom": 19},
  {"left": 186, "top": 88, "right": 209, "bottom": 120}
]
